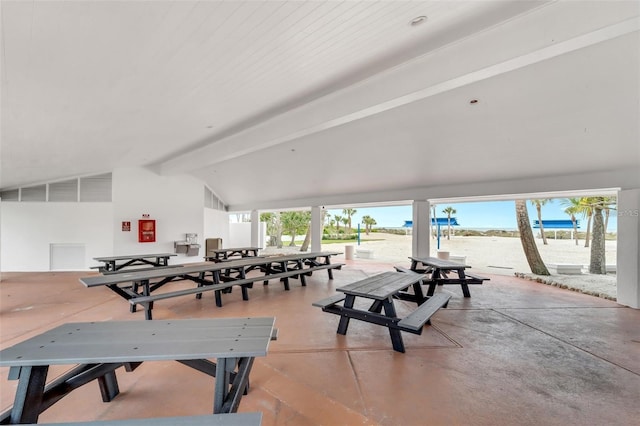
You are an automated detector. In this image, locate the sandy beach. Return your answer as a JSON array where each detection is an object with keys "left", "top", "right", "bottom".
[{"left": 263, "top": 232, "right": 618, "bottom": 301}]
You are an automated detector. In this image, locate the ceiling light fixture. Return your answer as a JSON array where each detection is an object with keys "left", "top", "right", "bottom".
[{"left": 410, "top": 16, "right": 427, "bottom": 26}]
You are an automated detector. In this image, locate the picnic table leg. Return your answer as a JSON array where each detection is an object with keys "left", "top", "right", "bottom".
[
  {"left": 263, "top": 263, "right": 273, "bottom": 285},
  {"left": 426, "top": 270, "right": 441, "bottom": 296},
  {"left": 458, "top": 270, "right": 471, "bottom": 297},
  {"left": 382, "top": 298, "right": 405, "bottom": 353},
  {"left": 337, "top": 295, "right": 355, "bottom": 335},
  {"left": 280, "top": 262, "right": 290, "bottom": 291},
  {"left": 7, "top": 365, "right": 48, "bottom": 424},
  {"left": 97, "top": 369, "right": 120, "bottom": 402},
  {"left": 215, "top": 290, "right": 223, "bottom": 307},
  {"left": 295, "top": 260, "right": 306, "bottom": 286},
  {"left": 325, "top": 257, "right": 335, "bottom": 279},
  {"left": 369, "top": 300, "right": 384, "bottom": 313},
  {"left": 213, "top": 357, "right": 231, "bottom": 414},
  {"left": 412, "top": 281, "right": 427, "bottom": 305},
  {"left": 130, "top": 281, "right": 139, "bottom": 312}
]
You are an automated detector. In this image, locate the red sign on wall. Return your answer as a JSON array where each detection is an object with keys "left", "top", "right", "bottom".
[
  {"left": 138, "top": 219, "right": 156, "bottom": 243},
  {"left": 122, "top": 221, "right": 131, "bottom": 232}
]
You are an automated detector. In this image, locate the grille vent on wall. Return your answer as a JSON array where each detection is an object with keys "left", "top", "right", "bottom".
[{"left": 0, "top": 173, "right": 112, "bottom": 202}]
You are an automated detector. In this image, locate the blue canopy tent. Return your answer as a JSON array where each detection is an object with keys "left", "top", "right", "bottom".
[
  {"left": 404, "top": 218, "right": 459, "bottom": 249},
  {"left": 533, "top": 219, "right": 580, "bottom": 240}
]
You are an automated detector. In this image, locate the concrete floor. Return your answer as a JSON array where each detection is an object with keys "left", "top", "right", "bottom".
[{"left": 1, "top": 260, "right": 639, "bottom": 425}]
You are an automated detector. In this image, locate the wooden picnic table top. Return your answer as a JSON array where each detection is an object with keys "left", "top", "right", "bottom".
[
  {"left": 409, "top": 256, "right": 470, "bottom": 270},
  {"left": 80, "top": 252, "right": 342, "bottom": 288},
  {"left": 262, "top": 251, "right": 342, "bottom": 262},
  {"left": 0, "top": 317, "right": 275, "bottom": 367},
  {"left": 0, "top": 318, "right": 275, "bottom": 422},
  {"left": 208, "top": 247, "right": 260, "bottom": 254},
  {"left": 93, "top": 253, "right": 177, "bottom": 262},
  {"left": 337, "top": 271, "right": 424, "bottom": 300},
  {"left": 80, "top": 257, "right": 275, "bottom": 287}
]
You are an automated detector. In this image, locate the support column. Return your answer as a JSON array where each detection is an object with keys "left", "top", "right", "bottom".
[
  {"left": 250, "top": 210, "right": 260, "bottom": 249},
  {"left": 311, "top": 206, "right": 322, "bottom": 252},
  {"left": 412, "top": 201, "right": 431, "bottom": 258},
  {"left": 616, "top": 189, "right": 640, "bottom": 308}
]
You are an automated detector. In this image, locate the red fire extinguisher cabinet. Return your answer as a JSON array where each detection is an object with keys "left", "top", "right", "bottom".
[{"left": 138, "top": 220, "right": 156, "bottom": 243}]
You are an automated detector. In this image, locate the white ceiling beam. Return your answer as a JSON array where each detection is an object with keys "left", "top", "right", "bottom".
[{"left": 157, "top": 15, "right": 639, "bottom": 176}]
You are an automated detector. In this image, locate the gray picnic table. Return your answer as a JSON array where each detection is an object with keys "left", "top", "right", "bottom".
[
  {"left": 92, "top": 253, "right": 177, "bottom": 273},
  {"left": 0, "top": 317, "right": 275, "bottom": 424}
]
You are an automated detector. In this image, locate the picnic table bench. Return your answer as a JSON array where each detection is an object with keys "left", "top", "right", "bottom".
[
  {"left": 313, "top": 271, "right": 451, "bottom": 353},
  {"left": 402, "top": 256, "right": 490, "bottom": 297},
  {"left": 0, "top": 318, "right": 275, "bottom": 424},
  {"left": 17, "top": 413, "right": 263, "bottom": 425},
  {"left": 91, "top": 253, "right": 176, "bottom": 273}
]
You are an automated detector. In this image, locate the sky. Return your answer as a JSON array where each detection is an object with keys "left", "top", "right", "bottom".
[{"left": 325, "top": 198, "right": 617, "bottom": 232}]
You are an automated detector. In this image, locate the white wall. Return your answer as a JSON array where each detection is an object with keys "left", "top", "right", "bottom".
[
  {"left": 228, "top": 222, "right": 266, "bottom": 248},
  {"left": 0, "top": 203, "right": 113, "bottom": 271},
  {"left": 112, "top": 168, "right": 204, "bottom": 264},
  {"left": 204, "top": 208, "right": 230, "bottom": 247},
  {"left": 0, "top": 167, "right": 232, "bottom": 271}
]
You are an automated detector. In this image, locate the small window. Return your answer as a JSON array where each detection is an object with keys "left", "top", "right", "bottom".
[
  {"left": 0, "top": 189, "right": 19, "bottom": 201},
  {"left": 80, "top": 173, "right": 112, "bottom": 202},
  {"left": 49, "top": 179, "right": 78, "bottom": 202},
  {"left": 21, "top": 185, "right": 46, "bottom": 201}
]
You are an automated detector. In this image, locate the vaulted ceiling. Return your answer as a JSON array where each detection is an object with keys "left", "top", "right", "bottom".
[{"left": 1, "top": 1, "right": 639, "bottom": 210}]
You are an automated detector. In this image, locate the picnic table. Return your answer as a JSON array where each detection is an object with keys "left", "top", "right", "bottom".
[
  {"left": 92, "top": 253, "right": 177, "bottom": 273},
  {"left": 205, "top": 247, "right": 261, "bottom": 262},
  {"left": 0, "top": 317, "right": 276, "bottom": 424},
  {"left": 261, "top": 251, "right": 342, "bottom": 289},
  {"left": 313, "top": 271, "right": 451, "bottom": 353},
  {"left": 405, "top": 256, "right": 489, "bottom": 297},
  {"left": 79, "top": 253, "right": 344, "bottom": 320}
]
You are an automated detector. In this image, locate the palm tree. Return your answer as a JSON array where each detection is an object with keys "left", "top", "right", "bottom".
[
  {"left": 281, "top": 211, "right": 310, "bottom": 246},
  {"left": 588, "top": 197, "right": 607, "bottom": 274},
  {"left": 561, "top": 198, "right": 582, "bottom": 246},
  {"left": 442, "top": 206, "right": 456, "bottom": 240},
  {"left": 603, "top": 196, "right": 616, "bottom": 234},
  {"left": 581, "top": 197, "right": 615, "bottom": 274},
  {"left": 362, "top": 215, "right": 377, "bottom": 235},
  {"left": 530, "top": 199, "right": 549, "bottom": 244},
  {"left": 515, "top": 200, "right": 549, "bottom": 275},
  {"left": 333, "top": 215, "right": 343, "bottom": 233},
  {"left": 581, "top": 198, "right": 594, "bottom": 248},
  {"left": 342, "top": 208, "right": 357, "bottom": 233},
  {"left": 341, "top": 217, "right": 349, "bottom": 233}
]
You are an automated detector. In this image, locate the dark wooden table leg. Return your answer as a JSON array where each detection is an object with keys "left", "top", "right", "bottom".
[
  {"left": 412, "top": 281, "right": 426, "bottom": 305},
  {"left": 458, "top": 269, "right": 471, "bottom": 297},
  {"left": 337, "top": 295, "right": 355, "bottom": 335},
  {"left": 325, "top": 257, "right": 335, "bottom": 279},
  {"left": 382, "top": 299, "right": 405, "bottom": 353},
  {"left": 9, "top": 365, "right": 48, "bottom": 424},
  {"left": 97, "top": 370, "right": 120, "bottom": 402},
  {"left": 296, "top": 260, "right": 306, "bottom": 286},
  {"left": 213, "top": 357, "right": 231, "bottom": 414}
]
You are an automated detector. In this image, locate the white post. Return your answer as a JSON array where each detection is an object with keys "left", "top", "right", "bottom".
[
  {"left": 616, "top": 189, "right": 640, "bottom": 308},
  {"left": 250, "top": 210, "right": 260, "bottom": 248},
  {"left": 311, "top": 206, "right": 322, "bottom": 252},
  {"left": 412, "top": 201, "right": 431, "bottom": 258}
]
